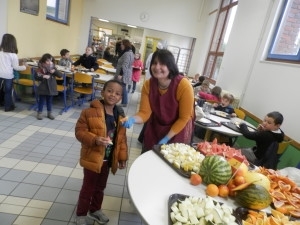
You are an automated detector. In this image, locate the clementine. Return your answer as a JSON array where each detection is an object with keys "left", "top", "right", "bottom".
[
  {"left": 218, "top": 185, "right": 229, "bottom": 198},
  {"left": 190, "top": 173, "right": 202, "bottom": 186},
  {"left": 234, "top": 175, "right": 246, "bottom": 186},
  {"left": 206, "top": 184, "right": 219, "bottom": 197}
]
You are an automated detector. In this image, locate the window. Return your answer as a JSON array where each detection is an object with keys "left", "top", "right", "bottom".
[
  {"left": 46, "top": 0, "right": 70, "bottom": 24},
  {"left": 202, "top": 0, "right": 238, "bottom": 83},
  {"left": 267, "top": 0, "right": 300, "bottom": 62}
]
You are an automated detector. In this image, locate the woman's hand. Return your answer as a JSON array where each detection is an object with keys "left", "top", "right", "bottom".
[
  {"left": 117, "top": 75, "right": 122, "bottom": 80},
  {"left": 91, "top": 68, "right": 94, "bottom": 72}
]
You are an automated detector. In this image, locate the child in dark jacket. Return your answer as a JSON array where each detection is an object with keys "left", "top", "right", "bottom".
[
  {"left": 240, "top": 111, "right": 285, "bottom": 169},
  {"left": 35, "top": 53, "right": 62, "bottom": 120},
  {"left": 73, "top": 47, "right": 99, "bottom": 71},
  {"left": 75, "top": 79, "right": 128, "bottom": 225},
  {"left": 213, "top": 93, "right": 236, "bottom": 116}
]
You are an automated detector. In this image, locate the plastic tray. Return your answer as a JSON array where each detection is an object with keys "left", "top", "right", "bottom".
[
  {"left": 169, "top": 193, "right": 239, "bottom": 225},
  {"left": 152, "top": 145, "right": 191, "bottom": 178}
]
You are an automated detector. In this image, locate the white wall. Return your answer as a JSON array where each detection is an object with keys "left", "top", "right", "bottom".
[
  {"left": 0, "top": 0, "right": 8, "bottom": 38},
  {"left": 1, "top": 0, "right": 299, "bottom": 141},
  {"left": 217, "top": 0, "right": 300, "bottom": 141},
  {"left": 79, "top": 0, "right": 204, "bottom": 55}
]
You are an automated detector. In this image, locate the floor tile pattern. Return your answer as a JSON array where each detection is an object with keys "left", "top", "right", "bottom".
[{"left": 0, "top": 83, "right": 146, "bottom": 224}]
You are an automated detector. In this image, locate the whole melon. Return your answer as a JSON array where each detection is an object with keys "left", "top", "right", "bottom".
[
  {"left": 199, "top": 155, "right": 232, "bottom": 185},
  {"left": 244, "top": 171, "right": 270, "bottom": 191},
  {"left": 235, "top": 184, "right": 272, "bottom": 210}
]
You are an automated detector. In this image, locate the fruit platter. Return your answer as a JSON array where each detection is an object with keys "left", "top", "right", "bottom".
[
  {"left": 155, "top": 141, "right": 300, "bottom": 225},
  {"left": 169, "top": 194, "right": 238, "bottom": 225},
  {"left": 152, "top": 143, "right": 205, "bottom": 177}
]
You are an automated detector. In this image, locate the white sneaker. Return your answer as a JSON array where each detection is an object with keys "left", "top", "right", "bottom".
[
  {"left": 87, "top": 210, "right": 109, "bottom": 224},
  {"left": 75, "top": 216, "right": 87, "bottom": 225}
]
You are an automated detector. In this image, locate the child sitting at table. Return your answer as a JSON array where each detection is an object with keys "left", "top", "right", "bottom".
[
  {"left": 239, "top": 111, "right": 285, "bottom": 169},
  {"left": 197, "top": 85, "right": 221, "bottom": 107},
  {"left": 58, "top": 49, "right": 73, "bottom": 68},
  {"left": 212, "top": 93, "right": 236, "bottom": 116}
]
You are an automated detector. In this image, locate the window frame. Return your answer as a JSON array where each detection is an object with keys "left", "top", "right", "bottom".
[
  {"left": 46, "top": 0, "right": 70, "bottom": 25},
  {"left": 267, "top": 0, "right": 300, "bottom": 62}
]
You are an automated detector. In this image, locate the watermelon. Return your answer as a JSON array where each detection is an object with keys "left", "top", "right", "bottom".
[
  {"left": 198, "top": 155, "right": 232, "bottom": 185},
  {"left": 235, "top": 184, "right": 272, "bottom": 210}
]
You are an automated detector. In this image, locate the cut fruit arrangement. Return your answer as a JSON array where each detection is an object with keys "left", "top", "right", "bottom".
[
  {"left": 160, "top": 143, "right": 205, "bottom": 173},
  {"left": 241, "top": 208, "right": 300, "bottom": 225},
  {"left": 197, "top": 138, "right": 249, "bottom": 165},
  {"left": 257, "top": 167, "right": 300, "bottom": 218},
  {"left": 170, "top": 195, "right": 238, "bottom": 225}
]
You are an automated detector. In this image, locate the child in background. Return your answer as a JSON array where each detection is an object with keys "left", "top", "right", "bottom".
[
  {"left": 0, "top": 33, "right": 26, "bottom": 111},
  {"left": 198, "top": 80, "right": 211, "bottom": 94},
  {"left": 197, "top": 85, "right": 222, "bottom": 107},
  {"left": 35, "top": 53, "right": 62, "bottom": 120},
  {"left": 240, "top": 111, "right": 285, "bottom": 169},
  {"left": 128, "top": 53, "right": 143, "bottom": 93},
  {"left": 58, "top": 49, "right": 73, "bottom": 68},
  {"left": 192, "top": 74, "right": 205, "bottom": 88},
  {"left": 75, "top": 79, "right": 128, "bottom": 225},
  {"left": 213, "top": 93, "right": 236, "bottom": 116},
  {"left": 73, "top": 46, "right": 99, "bottom": 71}
]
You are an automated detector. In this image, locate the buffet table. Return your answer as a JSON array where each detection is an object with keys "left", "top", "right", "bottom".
[{"left": 127, "top": 150, "right": 239, "bottom": 225}]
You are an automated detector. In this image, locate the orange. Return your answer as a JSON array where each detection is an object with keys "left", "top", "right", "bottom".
[
  {"left": 206, "top": 184, "right": 219, "bottom": 197},
  {"left": 190, "top": 173, "right": 202, "bottom": 186},
  {"left": 234, "top": 175, "right": 246, "bottom": 186},
  {"left": 218, "top": 185, "right": 229, "bottom": 198}
]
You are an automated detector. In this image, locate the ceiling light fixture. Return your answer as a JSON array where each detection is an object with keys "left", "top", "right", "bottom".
[
  {"left": 127, "top": 24, "right": 137, "bottom": 28},
  {"left": 99, "top": 19, "right": 109, "bottom": 22}
]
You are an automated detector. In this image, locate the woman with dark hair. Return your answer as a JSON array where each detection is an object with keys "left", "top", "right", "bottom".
[
  {"left": 122, "top": 49, "right": 195, "bottom": 152},
  {"left": 0, "top": 33, "right": 26, "bottom": 111},
  {"left": 114, "top": 39, "right": 134, "bottom": 107}
]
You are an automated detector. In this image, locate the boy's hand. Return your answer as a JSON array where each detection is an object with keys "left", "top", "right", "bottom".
[
  {"left": 118, "top": 161, "right": 126, "bottom": 169},
  {"left": 95, "top": 136, "right": 112, "bottom": 146},
  {"left": 257, "top": 124, "right": 264, "bottom": 131}
]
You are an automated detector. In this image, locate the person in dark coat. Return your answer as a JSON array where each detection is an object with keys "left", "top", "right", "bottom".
[
  {"left": 35, "top": 53, "right": 62, "bottom": 120},
  {"left": 73, "top": 47, "right": 99, "bottom": 71}
]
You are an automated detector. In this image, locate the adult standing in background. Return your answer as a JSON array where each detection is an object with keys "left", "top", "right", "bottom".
[
  {"left": 115, "top": 37, "right": 122, "bottom": 57},
  {"left": 123, "top": 49, "right": 195, "bottom": 152},
  {"left": 0, "top": 33, "right": 26, "bottom": 112},
  {"left": 115, "top": 39, "right": 134, "bottom": 107}
]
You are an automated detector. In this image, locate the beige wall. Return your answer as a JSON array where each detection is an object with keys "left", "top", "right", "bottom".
[{"left": 7, "top": 0, "right": 84, "bottom": 58}]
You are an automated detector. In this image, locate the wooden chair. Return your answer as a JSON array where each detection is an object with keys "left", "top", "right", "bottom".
[{"left": 72, "top": 72, "right": 95, "bottom": 106}]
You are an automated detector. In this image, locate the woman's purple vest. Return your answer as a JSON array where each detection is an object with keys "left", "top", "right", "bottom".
[{"left": 143, "top": 75, "right": 194, "bottom": 151}]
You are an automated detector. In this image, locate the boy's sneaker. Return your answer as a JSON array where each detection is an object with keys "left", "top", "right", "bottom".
[
  {"left": 75, "top": 216, "right": 87, "bottom": 225},
  {"left": 87, "top": 210, "right": 109, "bottom": 224}
]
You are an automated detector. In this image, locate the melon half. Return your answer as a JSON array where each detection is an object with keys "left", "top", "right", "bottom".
[{"left": 244, "top": 171, "right": 271, "bottom": 191}]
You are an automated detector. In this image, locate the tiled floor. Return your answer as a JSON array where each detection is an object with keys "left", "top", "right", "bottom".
[{"left": 0, "top": 83, "right": 146, "bottom": 225}]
